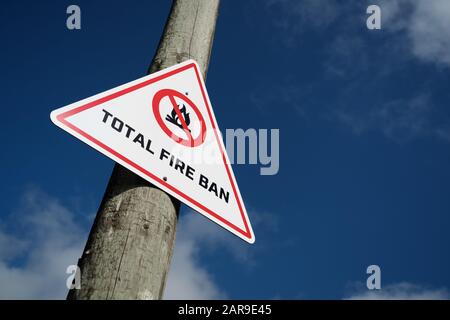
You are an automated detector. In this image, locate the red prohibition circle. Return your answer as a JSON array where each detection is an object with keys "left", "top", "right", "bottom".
[{"left": 152, "top": 88, "right": 207, "bottom": 147}]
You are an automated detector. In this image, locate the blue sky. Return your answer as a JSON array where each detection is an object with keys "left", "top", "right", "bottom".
[{"left": 1, "top": 0, "right": 450, "bottom": 299}]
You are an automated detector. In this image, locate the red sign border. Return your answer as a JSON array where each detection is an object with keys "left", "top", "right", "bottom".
[{"left": 54, "top": 62, "right": 253, "bottom": 241}]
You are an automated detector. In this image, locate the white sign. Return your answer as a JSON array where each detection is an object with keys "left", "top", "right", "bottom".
[{"left": 50, "top": 60, "right": 255, "bottom": 243}]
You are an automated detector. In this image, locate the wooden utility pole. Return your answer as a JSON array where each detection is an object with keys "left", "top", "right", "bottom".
[{"left": 67, "top": 0, "right": 220, "bottom": 300}]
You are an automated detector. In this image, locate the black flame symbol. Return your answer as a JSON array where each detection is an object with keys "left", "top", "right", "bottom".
[{"left": 165, "top": 104, "right": 191, "bottom": 131}]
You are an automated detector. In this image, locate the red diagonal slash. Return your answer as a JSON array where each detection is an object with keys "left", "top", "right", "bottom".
[
  {"left": 168, "top": 94, "right": 193, "bottom": 142},
  {"left": 152, "top": 88, "right": 207, "bottom": 147}
]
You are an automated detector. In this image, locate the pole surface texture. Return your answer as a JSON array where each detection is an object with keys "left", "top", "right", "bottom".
[{"left": 67, "top": 0, "right": 220, "bottom": 300}]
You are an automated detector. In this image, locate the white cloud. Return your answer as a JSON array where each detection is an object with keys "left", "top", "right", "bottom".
[
  {"left": 163, "top": 242, "right": 225, "bottom": 299},
  {"left": 264, "top": 0, "right": 340, "bottom": 46},
  {"left": 265, "top": 0, "right": 450, "bottom": 67},
  {"left": 409, "top": 1, "right": 450, "bottom": 66},
  {"left": 0, "top": 188, "right": 266, "bottom": 300},
  {"left": 320, "top": 1, "right": 450, "bottom": 142},
  {"left": 346, "top": 282, "right": 450, "bottom": 300},
  {"left": 0, "top": 188, "right": 87, "bottom": 299},
  {"left": 0, "top": 188, "right": 231, "bottom": 300},
  {"left": 165, "top": 209, "right": 278, "bottom": 299},
  {"left": 381, "top": 0, "right": 450, "bottom": 67},
  {"left": 164, "top": 213, "right": 229, "bottom": 299},
  {"left": 335, "top": 94, "right": 435, "bottom": 143}
]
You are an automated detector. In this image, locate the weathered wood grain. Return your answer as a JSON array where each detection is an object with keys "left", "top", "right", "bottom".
[{"left": 67, "top": 0, "right": 220, "bottom": 300}]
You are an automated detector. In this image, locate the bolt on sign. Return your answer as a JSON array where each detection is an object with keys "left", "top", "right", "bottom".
[{"left": 50, "top": 60, "right": 255, "bottom": 243}]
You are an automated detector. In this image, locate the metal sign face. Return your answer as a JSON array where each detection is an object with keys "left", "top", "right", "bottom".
[{"left": 50, "top": 60, "right": 255, "bottom": 243}]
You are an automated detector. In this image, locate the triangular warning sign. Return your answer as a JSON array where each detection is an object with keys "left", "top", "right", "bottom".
[{"left": 50, "top": 60, "right": 255, "bottom": 243}]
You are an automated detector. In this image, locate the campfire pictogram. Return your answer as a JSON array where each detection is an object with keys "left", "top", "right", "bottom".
[{"left": 165, "top": 104, "right": 191, "bottom": 132}]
